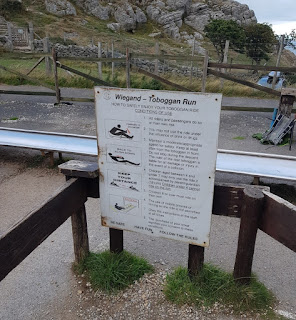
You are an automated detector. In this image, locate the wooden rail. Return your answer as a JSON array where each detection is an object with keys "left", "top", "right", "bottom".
[
  {"left": 0, "top": 178, "right": 87, "bottom": 281},
  {"left": 207, "top": 69, "right": 281, "bottom": 97},
  {"left": 1, "top": 51, "right": 295, "bottom": 103},
  {"left": 0, "top": 160, "right": 295, "bottom": 285}
]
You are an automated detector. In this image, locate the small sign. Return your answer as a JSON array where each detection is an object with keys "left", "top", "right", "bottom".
[{"left": 95, "top": 88, "right": 222, "bottom": 246}]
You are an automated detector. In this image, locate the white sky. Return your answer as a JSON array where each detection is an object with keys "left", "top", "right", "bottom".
[{"left": 240, "top": 0, "right": 296, "bottom": 34}]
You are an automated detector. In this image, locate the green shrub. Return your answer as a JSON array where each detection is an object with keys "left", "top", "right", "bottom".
[{"left": 0, "top": 0, "right": 23, "bottom": 17}]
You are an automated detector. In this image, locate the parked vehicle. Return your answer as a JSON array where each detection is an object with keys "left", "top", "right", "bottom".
[{"left": 257, "top": 71, "right": 286, "bottom": 90}]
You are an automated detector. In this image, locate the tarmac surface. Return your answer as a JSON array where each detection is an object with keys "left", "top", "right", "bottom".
[{"left": 0, "top": 85, "right": 296, "bottom": 319}]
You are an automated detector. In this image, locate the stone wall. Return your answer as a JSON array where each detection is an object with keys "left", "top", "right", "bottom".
[{"left": 32, "top": 40, "right": 201, "bottom": 76}]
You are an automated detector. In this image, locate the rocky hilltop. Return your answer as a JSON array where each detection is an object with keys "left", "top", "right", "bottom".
[{"left": 45, "top": 0, "right": 257, "bottom": 41}]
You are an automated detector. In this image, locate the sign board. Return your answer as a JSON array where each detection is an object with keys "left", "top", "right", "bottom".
[{"left": 95, "top": 88, "right": 222, "bottom": 246}]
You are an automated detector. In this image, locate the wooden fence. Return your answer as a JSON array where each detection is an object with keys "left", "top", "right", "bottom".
[
  {"left": 0, "top": 160, "right": 295, "bottom": 285},
  {"left": 1, "top": 50, "right": 296, "bottom": 109}
]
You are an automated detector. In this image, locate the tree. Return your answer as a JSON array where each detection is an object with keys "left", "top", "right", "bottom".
[
  {"left": 0, "top": 0, "right": 23, "bottom": 17},
  {"left": 244, "top": 23, "right": 277, "bottom": 65},
  {"left": 282, "top": 29, "right": 296, "bottom": 50},
  {"left": 204, "top": 19, "right": 245, "bottom": 62}
]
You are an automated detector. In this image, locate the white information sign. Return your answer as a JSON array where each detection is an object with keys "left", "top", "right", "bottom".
[{"left": 95, "top": 88, "right": 222, "bottom": 246}]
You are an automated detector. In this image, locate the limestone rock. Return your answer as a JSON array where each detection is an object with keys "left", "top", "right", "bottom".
[
  {"left": 69, "top": 0, "right": 257, "bottom": 41},
  {"left": 114, "top": 3, "right": 137, "bottom": 31},
  {"left": 75, "top": 0, "right": 111, "bottom": 20},
  {"left": 44, "top": 0, "right": 76, "bottom": 16},
  {"left": 107, "top": 23, "right": 121, "bottom": 33},
  {"left": 135, "top": 7, "right": 147, "bottom": 24}
]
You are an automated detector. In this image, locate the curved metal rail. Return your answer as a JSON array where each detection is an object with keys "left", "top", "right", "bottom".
[{"left": 1, "top": 127, "right": 296, "bottom": 181}]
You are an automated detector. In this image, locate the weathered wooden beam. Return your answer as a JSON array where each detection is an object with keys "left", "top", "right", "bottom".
[
  {"left": 109, "top": 228, "right": 123, "bottom": 253},
  {"left": 26, "top": 56, "right": 45, "bottom": 76},
  {"left": 0, "top": 90, "right": 56, "bottom": 96},
  {"left": 0, "top": 64, "right": 56, "bottom": 92},
  {"left": 260, "top": 191, "right": 296, "bottom": 253},
  {"left": 233, "top": 187, "right": 265, "bottom": 285},
  {"left": 59, "top": 160, "right": 100, "bottom": 198},
  {"left": 71, "top": 205, "right": 89, "bottom": 264},
  {"left": 57, "top": 63, "right": 114, "bottom": 87},
  {"left": 212, "top": 183, "right": 245, "bottom": 217},
  {"left": 52, "top": 48, "right": 61, "bottom": 104},
  {"left": 58, "top": 57, "right": 126, "bottom": 63},
  {"left": 278, "top": 94, "right": 296, "bottom": 117},
  {"left": 188, "top": 244, "right": 204, "bottom": 278},
  {"left": 208, "top": 62, "right": 296, "bottom": 73},
  {"left": 0, "top": 178, "right": 87, "bottom": 282},
  {"left": 208, "top": 68, "right": 281, "bottom": 97},
  {"left": 60, "top": 97, "right": 95, "bottom": 103},
  {"left": 131, "top": 53, "right": 203, "bottom": 62},
  {"left": 131, "top": 64, "right": 193, "bottom": 92}
]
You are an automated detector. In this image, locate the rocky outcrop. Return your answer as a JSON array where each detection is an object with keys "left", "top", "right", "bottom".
[
  {"left": 61, "top": 0, "right": 257, "bottom": 39},
  {"left": 44, "top": 0, "right": 77, "bottom": 16}
]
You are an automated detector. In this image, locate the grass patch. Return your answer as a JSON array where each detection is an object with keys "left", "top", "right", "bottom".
[
  {"left": 76, "top": 250, "right": 154, "bottom": 294},
  {"left": 9, "top": 117, "right": 19, "bottom": 120},
  {"left": 164, "top": 265, "right": 280, "bottom": 318},
  {"left": 233, "top": 136, "right": 245, "bottom": 140},
  {"left": 26, "top": 155, "right": 45, "bottom": 168}
]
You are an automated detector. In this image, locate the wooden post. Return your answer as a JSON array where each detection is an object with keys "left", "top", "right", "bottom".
[
  {"left": 155, "top": 42, "right": 159, "bottom": 75},
  {"left": 7, "top": 22, "right": 13, "bottom": 51},
  {"left": 98, "top": 41, "right": 102, "bottom": 80},
  {"left": 190, "top": 39, "right": 195, "bottom": 84},
  {"left": 201, "top": 51, "right": 209, "bottom": 93},
  {"left": 188, "top": 244, "right": 204, "bottom": 278},
  {"left": 109, "top": 228, "right": 123, "bottom": 253},
  {"left": 272, "top": 35, "right": 285, "bottom": 90},
  {"left": 111, "top": 40, "right": 115, "bottom": 80},
  {"left": 28, "top": 22, "right": 34, "bottom": 52},
  {"left": 278, "top": 89, "right": 296, "bottom": 117},
  {"left": 71, "top": 205, "right": 90, "bottom": 264},
  {"left": 220, "top": 40, "right": 230, "bottom": 90},
  {"left": 126, "top": 47, "right": 131, "bottom": 88},
  {"left": 43, "top": 34, "right": 52, "bottom": 75},
  {"left": 233, "top": 187, "right": 264, "bottom": 285},
  {"left": 52, "top": 47, "right": 61, "bottom": 104},
  {"left": 59, "top": 161, "right": 100, "bottom": 265}
]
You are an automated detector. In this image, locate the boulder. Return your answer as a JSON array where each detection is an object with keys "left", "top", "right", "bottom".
[
  {"left": 184, "top": 13, "right": 210, "bottom": 31},
  {"left": 75, "top": 0, "right": 111, "bottom": 20},
  {"left": 166, "top": 0, "right": 191, "bottom": 14},
  {"left": 44, "top": 0, "right": 76, "bottom": 16},
  {"left": 114, "top": 3, "right": 137, "bottom": 31},
  {"left": 107, "top": 23, "right": 121, "bottom": 32},
  {"left": 135, "top": 7, "right": 147, "bottom": 24}
]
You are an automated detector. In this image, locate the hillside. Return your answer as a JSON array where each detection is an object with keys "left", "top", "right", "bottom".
[{"left": 0, "top": 0, "right": 257, "bottom": 56}]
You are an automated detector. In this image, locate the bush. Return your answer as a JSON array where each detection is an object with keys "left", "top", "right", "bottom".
[{"left": 0, "top": 0, "right": 23, "bottom": 16}]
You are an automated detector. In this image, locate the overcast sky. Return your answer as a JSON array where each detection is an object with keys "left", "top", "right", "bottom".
[{"left": 240, "top": 0, "right": 295, "bottom": 34}]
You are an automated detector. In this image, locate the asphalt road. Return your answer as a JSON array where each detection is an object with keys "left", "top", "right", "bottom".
[
  {"left": 0, "top": 86, "right": 296, "bottom": 319},
  {"left": 0, "top": 84, "right": 294, "bottom": 156}
]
